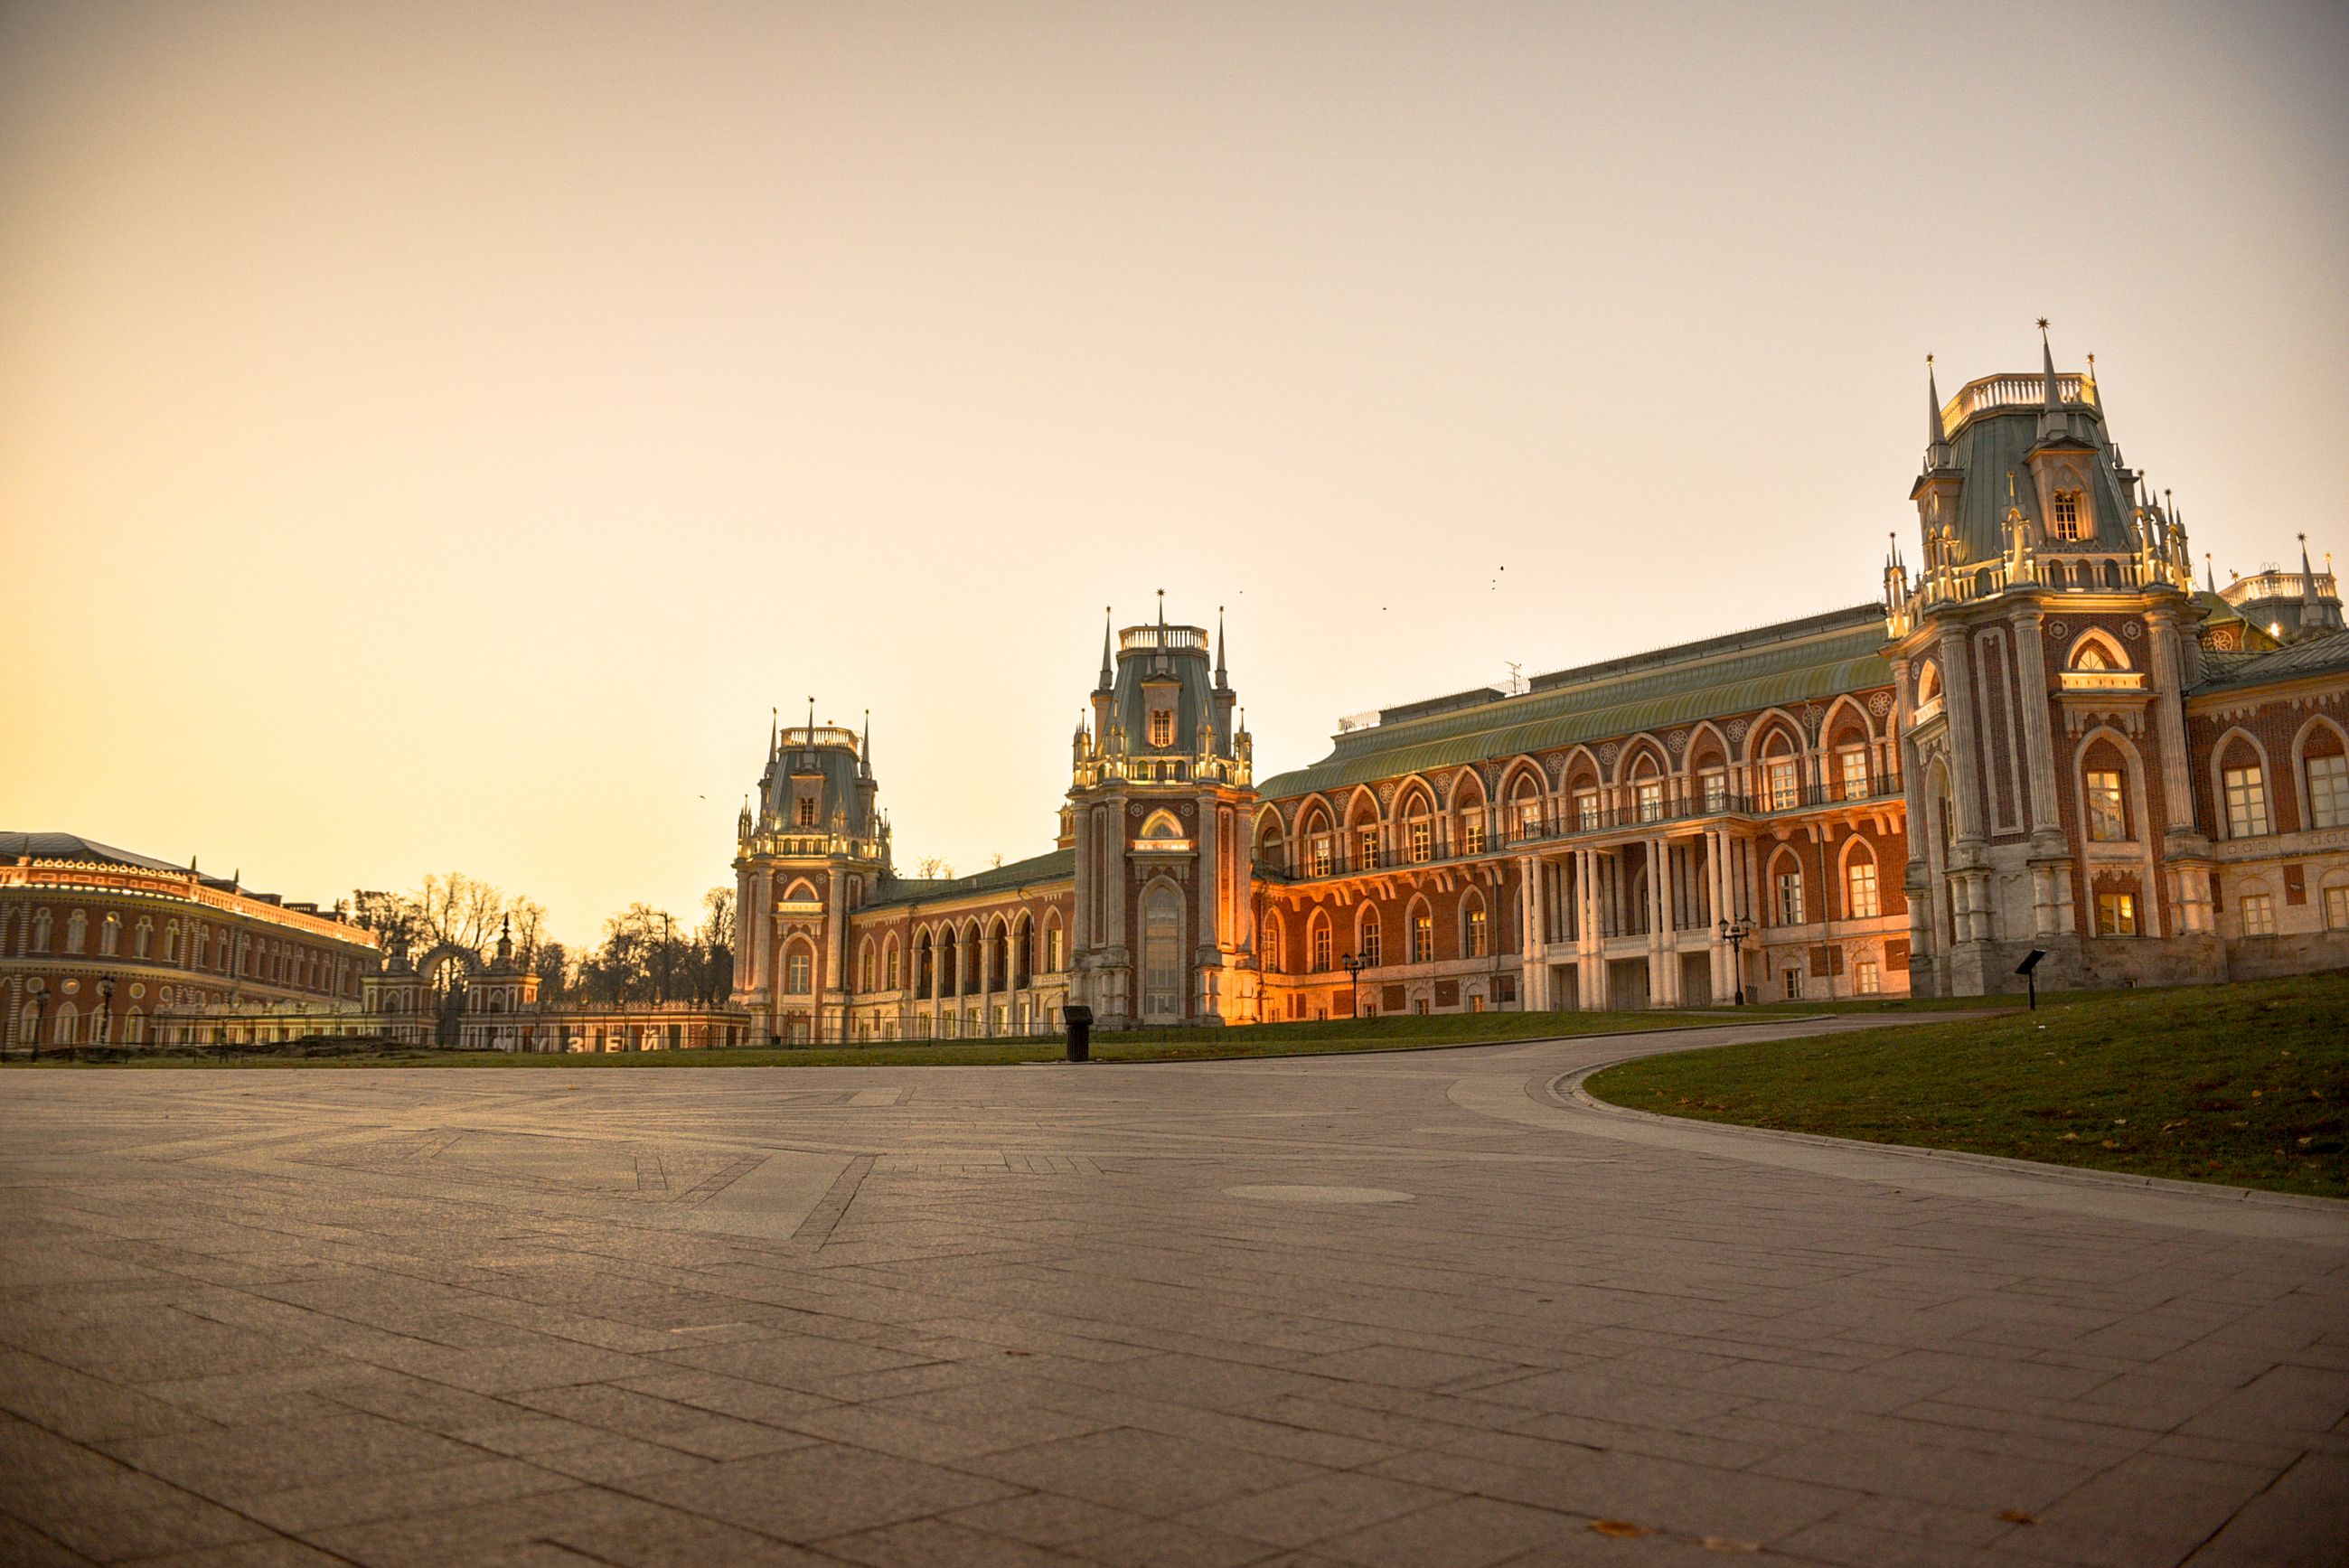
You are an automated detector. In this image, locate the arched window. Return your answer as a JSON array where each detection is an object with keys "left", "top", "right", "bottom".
[
  {"left": 1358, "top": 908, "right": 1384, "bottom": 968},
  {"left": 1844, "top": 846, "right": 1880, "bottom": 919},
  {"left": 1408, "top": 904, "right": 1434, "bottom": 963},
  {"left": 785, "top": 945, "right": 813, "bottom": 995},
  {"left": 2304, "top": 724, "right": 2348, "bottom": 831},
  {"left": 52, "top": 1002, "right": 76, "bottom": 1045},
  {"left": 1463, "top": 894, "right": 1489, "bottom": 958},
  {"left": 1402, "top": 791, "right": 1435, "bottom": 864},
  {"left": 99, "top": 914, "right": 119, "bottom": 957},
  {"left": 1044, "top": 915, "right": 1064, "bottom": 973},
  {"left": 1771, "top": 851, "right": 1806, "bottom": 925},
  {"left": 65, "top": 911, "right": 88, "bottom": 955},
  {"left": 1762, "top": 735, "right": 1799, "bottom": 812},
  {"left": 2051, "top": 489, "right": 2082, "bottom": 540},
  {"left": 1262, "top": 915, "right": 1283, "bottom": 975},
  {"left": 859, "top": 941, "right": 876, "bottom": 992},
  {"left": 31, "top": 909, "right": 51, "bottom": 953},
  {"left": 1142, "top": 884, "right": 1182, "bottom": 1020},
  {"left": 887, "top": 939, "right": 902, "bottom": 991},
  {"left": 1631, "top": 756, "right": 1664, "bottom": 823},
  {"left": 1309, "top": 912, "right": 1332, "bottom": 972},
  {"left": 2082, "top": 740, "right": 2131, "bottom": 842},
  {"left": 2219, "top": 740, "right": 2271, "bottom": 838},
  {"left": 1148, "top": 709, "right": 1175, "bottom": 748},
  {"left": 1256, "top": 818, "right": 1286, "bottom": 874},
  {"left": 164, "top": 921, "right": 179, "bottom": 963}
]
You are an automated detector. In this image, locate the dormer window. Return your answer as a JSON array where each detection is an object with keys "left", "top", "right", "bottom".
[
  {"left": 1148, "top": 709, "right": 1174, "bottom": 748},
  {"left": 795, "top": 797, "right": 817, "bottom": 827},
  {"left": 2051, "top": 489, "right": 2083, "bottom": 541}
]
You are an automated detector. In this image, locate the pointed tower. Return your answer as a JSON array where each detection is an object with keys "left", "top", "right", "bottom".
[{"left": 1066, "top": 602, "right": 1259, "bottom": 1028}]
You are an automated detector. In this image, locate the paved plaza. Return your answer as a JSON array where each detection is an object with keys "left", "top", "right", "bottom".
[{"left": 1, "top": 1019, "right": 2344, "bottom": 1567}]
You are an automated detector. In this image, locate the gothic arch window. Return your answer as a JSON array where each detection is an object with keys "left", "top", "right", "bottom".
[
  {"left": 1042, "top": 913, "right": 1064, "bottom": 973},
  {"left": 1629, "top": 753, "right": 1665, "bottom": 823},
  {"left": 1254, "top": 812, "right": 1286, "bottom": 874},
  {"left": 1299, "top": 803, "right": 1335, "bottom": 878},
  {"left": 1840, "top": 839, "right": 1881, "bottom": 919},
  {"left": 1398, "top": 784, "right": 1436, "bottom": 864},
  {"left": 1307, "top": 909, "right": 1333, "bottom": 972},
  {"left": 1761, "top": 732, "right": 1801, "bottom": 812},
  {"left": 31, "top": 908, "right": 51, "bottom": 953},
  {"left": 2080, "top": 736, "right": 2137, "bottom": 843},
  {"left": 858, "top": 938, "right": 877, "bottom": 992},
  {"left": 884, "top": 935, "right": 902, "bottom": 991},
  {"left": 783, "top": 940, "right": 815, "bottom": 996},
  {"left": 99, "top": 913, "right": 120, "bottom": 957},
  {"left": 916, "top": 930, "right": 936, "bottom": 999},
  {"left": 1148, "top": 708, "right": 1175, "bottom": 748},
  {"left": 1139, "top": 808, "right": 1184, "bottom": 843},
  {"left": 1405, "top": 896, "right": 1435, "bottom": 963},
  {"left": 163, "top": 920, "right": 178, "bottom": 963},
  {"left": 1261, "top": 912, "right": 1284, "bottom": 975},
  {"left": 65, "top": 910, "right": 87, "bottom": 955},
  {"left": 123, "top": 1008, "right": 144, "bottom": 1045},
  {"left": 1451, "top": 771, "right": 1489, "bottom": 855},
  {"left": 52, "top": 1001, "right": 76, "bottom": 1045},
  {"left": 1769, "top": 846, "right": 1807, "bottom": 925},
  {"left": 2214, "top": 732, "right": 2273, "bottom": 839},
  {"left": 782, "top": 878, "right": 821, "bottom": 905},
  {"left": 1357, "top": 906, "right": 1385, "bottom": 968},
  {"left": 1461, "top": 889, "right": 1489, "bottom": 958},
  {"left": 2069, "top": 630, "right": 2130, "bottom": 671},
  {"left": 2294, "top": 717, "right": 2349, "bottom": 831},
  {"left": 1141, "top": 882, "right": 1183, "bottom": 1021},
  {"left": 1504, "top": 766, "right": 1545, "bottom": 841}
]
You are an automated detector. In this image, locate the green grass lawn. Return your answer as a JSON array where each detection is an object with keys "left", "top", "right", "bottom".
[
  {"left": 12, "top": 1007, "right": 1710, "bottom": 1070},
  {"left": 1585, "top": 971, "right": 2349, "bottom": 1199}
]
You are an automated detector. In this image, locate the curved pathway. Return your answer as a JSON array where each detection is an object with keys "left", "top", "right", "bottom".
[{"left": 0, "top": 1019, "right": 2342, "bottom": 1566}]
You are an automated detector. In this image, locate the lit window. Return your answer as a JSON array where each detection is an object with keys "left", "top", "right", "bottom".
[
  {"left": 1517, "top": 797, "right": 1542, "bottom": 839},
  {"left": 1310, "top": 836, "right": 1332, "bottom": 878},
  {"left": 1635, "top": 779, "right": 1663, "bottom": 823},
  {"left": 2309, "top": 753, "right": 2349, "bottom": 830},
  {"left": 2086, "top": 770, "right": 2128, "bottom": 841},
  {"left": 2240, "top": 894, "right": 2275, "bottom": 936},
  {"left": 795, "top": 796, "right": 817, "bottom": 827},
  {"left": 1149, "top": 709, "right": 1175, "bottom": 748},
  {"left": 1311, "top": 922, "right": 1331, "bottom": 972},
  {"left": 2223, "top": 765, "right": 2270, "bottom": 838},
  {"left": 785, "top": 952, "right": 813, "bottom": 993},
  {"left": 860, "top": 948, "right": 876, "bottom": 991},
  {"left": 1263, "top": 922, "right": 1282, "bottom": 973},
  {"left": 1359, "top": 916, "right": 1383, "bottom": 967},
  {"left": 1466, "top": 906, "right": 1489, "bottom": 957},
  {"left": 1045, "top": 927, "right": 1062, "bottom": 972},
  {"left": 2097, "top": 892, "right": 2138, "bottom": 936},
  {"left": 1700, "top": 770, "right": 1726, "bottom": 812},
  {"left": 1766, "top": 758, "right": 1799, "bottom": 812},
  {"left": 99, "top": 914, "right": 119, "bottom": 956},
  {"left": 2325, "top": 886, "right": 2349, "bottom": 932},
  {"left": 1358, "top": 826, "right": 1379, "bottom": 869},
  {"left": 1775, "top": 869, "right": 1805, "bottom": 925},
  {"left": 1838, "top": 747, "right": 1869, "bottom": 802},
  {"left": 1410, "top": 914, "right": 1433, "bottom": 963},
  {"left": 1854, "top": 959, "right": 1881, "bottom": 995},
  {"left": 2051, "top": 489, "right": 2082, "bottom": 541},
  {"left": 1846, "top": 860, "right": 1879, "bottom": 919},
  {"left": 1461, "top": 815, "right": 1486, "bottom": 855},
  {"left": 1575, "top": 789, "right": 1600, "bottom": 830},
  {"left": 1408, "top": 821, "right": 1432, "bottom": 864}
]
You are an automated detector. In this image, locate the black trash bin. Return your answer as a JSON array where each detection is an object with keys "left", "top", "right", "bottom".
[{"left": 1061, "top": 1004, "right": 1093, "bottom": 1063}]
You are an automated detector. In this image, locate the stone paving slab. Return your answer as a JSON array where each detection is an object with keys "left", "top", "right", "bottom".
[{"left": 1, "top": 1018, "right": 2345, "bottom": 1565}]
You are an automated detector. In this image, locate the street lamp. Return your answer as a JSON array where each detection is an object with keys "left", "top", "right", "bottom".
[
  {"left": 1716, "top": 918, "right": 1753, "bottom": 1006},
  {"left": 28, "top": 992, "right": 46, "bottom": 1064},
  {"left": 96, "top": 974, "right": 117, "bottom": 1054},
  {"left": 1339, "top": 952, "right": 1369, "bottom": 1019}
]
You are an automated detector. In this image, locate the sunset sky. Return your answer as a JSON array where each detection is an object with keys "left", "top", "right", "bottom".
[{"left": 4, "top": 1, "right": 2344, "bottom": 944}]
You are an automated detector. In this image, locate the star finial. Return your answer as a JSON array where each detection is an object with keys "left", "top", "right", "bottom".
[{"left": 2035, "top": 316, "right": 2051, "bottom": 336}]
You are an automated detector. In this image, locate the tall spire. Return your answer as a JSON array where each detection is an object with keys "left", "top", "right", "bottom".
[
  {"left": 861, "top": 709, "right": 872, "bottom": 778},
  {"left": 2039, "top": 317, "right": 2060, "bottom": 410},
  {"left": 1925, "top": 353, "right": 1950, "bottom": 465},
  {"left": 1157, "top": 587, "right": 1166, "bottom": 632},
  {"left": 1214, "top": 605, "right": 1228, "bottom": 689},
  {"left": 1097, "top": 606, "right": 1113, "bottom": 690},
  {"left": 2205, "top": 550, "right": 2216, "bottom": 595}
]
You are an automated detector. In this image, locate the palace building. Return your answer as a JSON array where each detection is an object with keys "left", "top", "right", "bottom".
[{"left": 732, "top": 333, "right": 2349, "bottom": 1038}]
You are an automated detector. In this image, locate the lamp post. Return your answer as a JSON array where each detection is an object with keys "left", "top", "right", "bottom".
[
  {"left": 29, "top": 992, "right": 46, "bottom": 1064},
  {"left": 1340, "top": 952, "right": 1369, "bottom": 1020},
  {"left": 1716, "top": 918, "right": 1753, "bottom": 1006},
  {"left": 96, "top": 974, "right": 116, "bottom": 1054}
]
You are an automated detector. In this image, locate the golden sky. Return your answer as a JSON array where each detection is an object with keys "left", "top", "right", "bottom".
[{"left": 4, "top": 1, "right": 2344, "bottom": 943}]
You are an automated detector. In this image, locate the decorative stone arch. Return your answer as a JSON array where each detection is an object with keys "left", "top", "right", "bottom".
[
  {"left": 2066, "top": 627, "right": 2132, "bottom": 671},
  {"left": 1836, "top": 834, "right": 1883, "bottom": 920},
  {"left": 1555, "top": 745, "right": 1603, "bottom": 793},
  {"left": 1390, "top": 774, "right": 1440, "bottom": 823},
  {"left": 1821, "top": 693, "right": 1875, "bottom": 746},
  {"left": 1916, "top": 659, "right": 1943, "bottom": 706},
  {"left": 1443, "top": 767, "right": 1486, "bottom": 812},
  {"left": 881, "top": 931, "right": 903, "bottom": 991},
  {"left": 2074, "top": 724, "right": 2149, "bottom": 844},
  {"left": 1039, "top": 908, "right": 1064, "bottom": 972},
  {"left": 1681, "top": 721, "right": 1733, "bottom": 780},
  {"left": 856, "top": 934, "right": 878, "bottom": 992},
  {"left": 1742, "top": 708, "right": 1810, "bottom": 769},
  {"left": 1341, "top": 786, "right": 1381, "bottom": 831},
  {"left": 1497, "top": 756, "right": 1547, "bottom": 840},
  {"left": 2209, "top": 725, "right": 2276, "bottom": 840},
  {"left": 1611, "top": 735, "right": 1671, "bottom": 788},
  {"left": 1293, "top": 792, "right": 1338, "bottom": 840},
  {"left": 780, "top": 876, "right": 822, "bottom": 905},
  {"left": 413, "top": 942, "right": 483, "bottom": 987},
  {"left": 1496, "top": 754, "right": 1547, "bottom": 802},
  {"left": 1252, "top": 803, "right": 1288, "bottom": 872},
  {"left": 1304, "top": 906, "right": 1333, "bottom": 972},
  {"left": 1137, "top": 807, "right": 1185, "bottom": 844},
  {"left": 778, "top": 933, "right": 819, "bottom": 996}
]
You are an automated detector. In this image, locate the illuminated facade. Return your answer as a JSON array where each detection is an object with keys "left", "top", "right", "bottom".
[{"left": 733, "top": 333, "right": 2349, "bottom": 1028}]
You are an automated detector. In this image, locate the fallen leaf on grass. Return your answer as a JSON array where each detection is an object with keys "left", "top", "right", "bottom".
[{"left": 1589, "top": 1519, "right": 1649, "bottom": 1538}]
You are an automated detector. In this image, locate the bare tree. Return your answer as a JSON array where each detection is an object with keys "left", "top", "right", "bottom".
[
  {"left": 910, "top": 855, "right": 955, "bottom": 880},
  {"left": 694, "top": 887, "right": 736, "bottom": 1002}
]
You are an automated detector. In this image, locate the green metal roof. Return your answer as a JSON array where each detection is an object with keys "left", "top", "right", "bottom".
[
  {"left": 2194, "top": 629, "right": 2349, "bottom": 694},
  {"left": 864, "top": 846, "right": 1074, "bottom": 910},
  {"left": 1258, "top": 605, "right": 1893, "bottom": 802}
]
